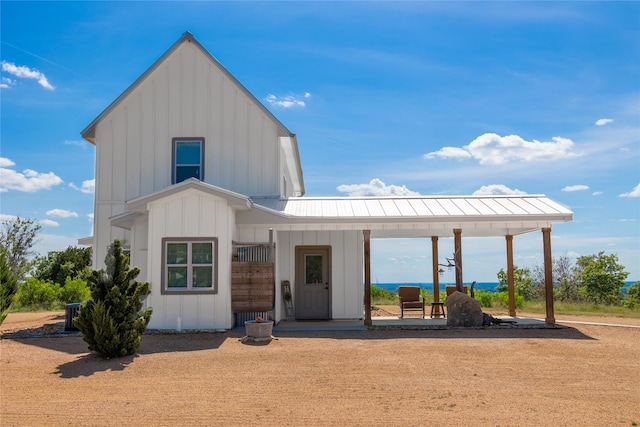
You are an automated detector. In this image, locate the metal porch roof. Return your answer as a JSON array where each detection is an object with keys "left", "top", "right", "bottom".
[{"left": 238, "top": 194, "right": 573, "bottom": 238}]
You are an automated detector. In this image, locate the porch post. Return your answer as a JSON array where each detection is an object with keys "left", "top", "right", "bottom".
[
  {"left": 431, "top": 236, "right": 440, "bottom": 302},
  {"left": 453, "top": 228, "right": 463, "bottom": 292},
  {"left": 542, "top": 227, "right": 555, "bottom": 324},
  {"left": 363, "top": 230, "right": 372, "bottom": 326},
  {"left": 431, "top": 236, "right": 442, "bottom": 315},
  {"left": 506, "top": 235, "right": 516, "bottom": 316}
]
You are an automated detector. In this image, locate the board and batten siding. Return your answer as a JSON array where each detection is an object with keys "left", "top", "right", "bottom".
[
  {"left": 144, "top": 189, "right": 236, "bottom": 330},
  {"left": 275, "top": 230, "right": 364, "bottom": 321},
  {"left": 92, "top": 40, "right": 289, "bottom": 268}
]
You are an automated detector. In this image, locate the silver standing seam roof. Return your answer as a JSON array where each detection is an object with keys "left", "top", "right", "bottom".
[{"left": 238, "top": 194, "right": 573, "bottom": 238}]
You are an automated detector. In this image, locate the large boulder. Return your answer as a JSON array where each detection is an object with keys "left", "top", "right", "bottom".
[{"left": 446, "top": 291, "right": 483, "bottom": 327}]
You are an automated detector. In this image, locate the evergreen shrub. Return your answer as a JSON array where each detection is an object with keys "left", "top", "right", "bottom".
[
  {"left": 1, "top": 253, "right": 18, "bottom": 323},
  {"left": 73, "top": 241, "right": 152, "bottom": 358}
]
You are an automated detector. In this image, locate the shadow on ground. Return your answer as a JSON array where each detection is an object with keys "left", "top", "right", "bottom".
[{"left": 268, "top": 326, "right": 596, "bottom": 341}]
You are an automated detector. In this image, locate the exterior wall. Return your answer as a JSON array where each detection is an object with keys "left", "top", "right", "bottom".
[
  {"left": 275, "top": 230, "right": 364, "bottom": 321},
  {"left": 92, "top": 40, "right": 287, "bottom": 269},
  {"left": 144, "top": 189, "right": 236, "bottom": 330}
]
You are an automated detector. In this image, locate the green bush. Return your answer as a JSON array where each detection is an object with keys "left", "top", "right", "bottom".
[
  {"left": 492, "top": 291, "right": 524, "bottom": 309},
  {"left": 370, "top": 285, "right": 398, "bottom": 305},
  {"left": 58, "top": 277, "right": 91, "bottom": 304},
  {"left": 14, "top": 278, "right": 59, "bottom": 310},
  {"left": 475, "top": 290, "right": 494, "bottom": 308},
  {"left": 623, "top": 282, "right": 640, "bottom": 309}
]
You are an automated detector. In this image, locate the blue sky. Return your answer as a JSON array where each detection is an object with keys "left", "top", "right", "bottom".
[{"left": 1, "top": 1, "right": 638, "bottom": 283}]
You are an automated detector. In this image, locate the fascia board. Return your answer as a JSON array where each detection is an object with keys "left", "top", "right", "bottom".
[{"left": 127, "top": 179, "right": 252, "bottom": 213}]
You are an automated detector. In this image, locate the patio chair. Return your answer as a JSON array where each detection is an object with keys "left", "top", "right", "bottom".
[{"left": 398, "top": 286, "right": 425, "bottom": 318}]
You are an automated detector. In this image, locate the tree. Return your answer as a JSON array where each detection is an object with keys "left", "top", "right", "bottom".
[
  {"left": 533, "top": 254, "right": 581, "bottom": 302},
  {"left": 622, "top": 282, "right": 640, "bottom": 309},
  {"left": 576, "top": 251, "right": 629, "bottom": 305},
  {"left": 0, "top": 251, "right": 18, "bottom": 323},
  {"left": 496, "top": 266, "right": 537, "bottom": 300},
  {"left": 0, "top": 217, "right": 42, "bottom": 283},
  {"left": 73, "top": 240, "right": 152, "bottom": 358},
  {"left": 34, "top": 246, "right": 92, "bottom": 286}
]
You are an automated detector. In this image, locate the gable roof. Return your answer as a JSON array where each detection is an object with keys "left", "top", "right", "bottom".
[
  {"left": 81, "top": 31, "right": 305, "bottom": 196},
  {"left": 110, "top": 179, "right": 252, "bottom": 229},
  {"left": 81, "top": 31, "right": 293, "bottom": 143}
]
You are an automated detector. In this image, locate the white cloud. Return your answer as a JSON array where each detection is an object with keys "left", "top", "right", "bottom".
[
  {"left": 472, "top": 184, "right": 527, "bottom": 196},
  {"left": 46, "top": 209, "right": 78, "bottom": 218},
  {"left": 619, "top": 183, "right": 640, "bottom": 198},
  {"left": 595, "top": 118, "right": 614, "bottom": 126},
  {"left": 69, "top": 179, "right": 95, "bottom": 194},
  {"left": 64, "top": 139, "right": 90, "bottom": 148},
  {"left": 424, "top": 146, "right": 471, "bottom": 161},
  {"left": 1, "top": 76, "right": 14, "bottom": 89},
  {"left": 87, "top": 213, "right": 94, "bottom": 222},
  {"left": 39, "top": 219, "right": 59, "bottom": 227},
  {"left": 0, "top": 159, "right": 63, "bottom": 192},
  {"left": 424, "top": 133, "right": 583, "bottom": 165},
  {"left": 562, "top": 185, "right": 589, "bottom": 192},
  {"left": 592, "top": 191, "right": 603, "bottom": 196},
  {"left": 337, "top": 178, "right": 420, "bottom": 196},
  {"left": 0, "top": 157, "right": 15, "bottom": 167},
  {"left": 0, "top": 214, "right": 17, "bottom": 223},
  {"left": 264, "top": 93, "right": 307, "bottom": 108},
  {"left": 1, "top": 60, "right": 54, "bottom": 90}
]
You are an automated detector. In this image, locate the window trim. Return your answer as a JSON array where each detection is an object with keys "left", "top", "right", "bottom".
[
  {"left": 172, "top": 137, "right": 205, "bottom": 184},
  {"left": 161, "top": 237, "right": 218, "bottom": 295}
]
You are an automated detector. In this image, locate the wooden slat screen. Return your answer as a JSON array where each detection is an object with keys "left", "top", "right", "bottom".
[{"left": 231, "top": 261, "right": 275, "bottom": 312}]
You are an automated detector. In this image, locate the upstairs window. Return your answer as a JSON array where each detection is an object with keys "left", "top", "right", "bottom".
[{"left": 172, "top": 138, "right": 204, "bottom": 184}]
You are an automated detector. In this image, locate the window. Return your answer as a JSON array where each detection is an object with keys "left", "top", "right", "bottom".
[
  {"left": 162, "top": 238, "right": 218, "bottom": 294},
  {"left": 172, "top": 138, "right": 204, "bottom": 184}
]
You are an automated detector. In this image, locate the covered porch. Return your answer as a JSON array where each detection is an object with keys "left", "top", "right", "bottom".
[{"left": 239, "top": 193, "right": 573, "bottom": 326}]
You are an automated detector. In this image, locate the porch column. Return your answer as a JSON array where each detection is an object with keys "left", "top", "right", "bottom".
[
  {"left": 363, "top": 230, "right": 372, "bottom": 326},
  {"left": 542, "top": 227, "right": 555, "bottom": 324},
  {"left": 431, "top": 236, "right": 442, "bottom": 314},
  {"left": 506, "top": 235, "right": 516, "bottom": 316},
  {"left": 454, "top": 228, "right": 463, "bottom": 292}
]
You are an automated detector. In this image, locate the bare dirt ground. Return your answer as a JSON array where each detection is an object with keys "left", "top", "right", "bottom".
[{"left": 2, "top": 310, "right": 639, "bottom": 427}]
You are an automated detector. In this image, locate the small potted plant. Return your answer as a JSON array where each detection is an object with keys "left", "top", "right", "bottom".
[{"left": 244, "top": 315, "right": 274, "bottom": 341}]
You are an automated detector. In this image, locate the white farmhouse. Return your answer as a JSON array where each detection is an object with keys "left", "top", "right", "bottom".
[{"left": 81, "top": 32, "right": 572, "bottom": 330}]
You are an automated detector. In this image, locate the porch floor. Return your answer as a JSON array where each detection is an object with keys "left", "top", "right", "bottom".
[{"left": 265, "top": 315, "right": 553, "bottom": 332}]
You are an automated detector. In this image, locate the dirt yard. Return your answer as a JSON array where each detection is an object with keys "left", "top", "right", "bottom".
[{"left": 1, "top": 310, "right": 639, "bottom": 426}]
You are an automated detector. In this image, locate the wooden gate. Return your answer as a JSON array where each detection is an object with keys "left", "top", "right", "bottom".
[{"left": 231, "top": 261, "right": 275, "bottom": 312}]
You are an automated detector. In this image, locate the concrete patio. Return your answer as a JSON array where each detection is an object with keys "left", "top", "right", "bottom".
[{"left": 265, "top": 314, "right": 554, "bottom": 332}]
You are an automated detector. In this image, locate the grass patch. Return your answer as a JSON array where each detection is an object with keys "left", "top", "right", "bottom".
[{"left": 521, "top": 300, "right": 640, "bottom": 319}]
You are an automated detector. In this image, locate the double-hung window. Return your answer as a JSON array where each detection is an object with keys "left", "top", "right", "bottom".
[
  {"left": 162, "top": 238, "right": 218, "bottom": 294},
  {"left": 172, "top": 138, "right": 204, "bottom": 184}
]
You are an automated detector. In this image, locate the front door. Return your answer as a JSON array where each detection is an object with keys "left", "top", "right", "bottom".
[{"left": 295, "top": 246, "right": 331, "bottom": 319}]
